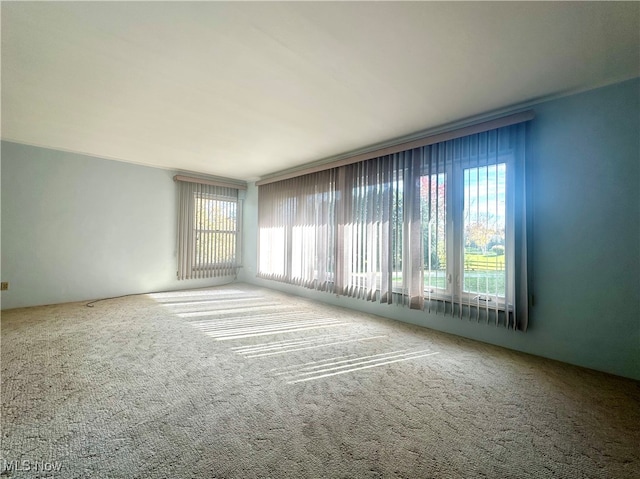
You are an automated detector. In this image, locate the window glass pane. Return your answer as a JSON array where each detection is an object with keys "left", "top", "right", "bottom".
[
  {"left": 259, "top": 227, "right": 285, "bottom": 276},
  {"left": 463, "top": 164, "right": 506, "bottom": 297},
  {"left": 421, "top": 173, "right": 447, "bottom": 291},
  {"left": 392, "top": 178, "right": 403, "bottom": 290},
  {"left": 194, "top": 196, "right": 237, "bottom": 266}
]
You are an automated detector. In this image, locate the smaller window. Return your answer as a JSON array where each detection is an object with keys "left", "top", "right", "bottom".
[
  {"left": 176, "top": 180, "right": 241, "bottom": 280},
  {"left": 193, "top": 194, "right": 238, "bottom": 269}
]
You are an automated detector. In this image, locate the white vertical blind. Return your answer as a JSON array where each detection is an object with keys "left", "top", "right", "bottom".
[
  {"left": 176, "top": 180, "right": 240, "bottom": 280},
  {"left": 332, "top": 152, "right": 424, "bottom": 308},
  {"left": 258, "top": 170, "right": 335, "bottom": 290},
  {"left": 420, "top": 123, "right": 528, "bottom": 328},
  {"left": 257, "top": 122, "right": 529, "bottom": 330}
]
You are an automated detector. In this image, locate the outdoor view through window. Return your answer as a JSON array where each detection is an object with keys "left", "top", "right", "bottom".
[{"left": 463, "top": 164, "right": 506, "bottom": 298}]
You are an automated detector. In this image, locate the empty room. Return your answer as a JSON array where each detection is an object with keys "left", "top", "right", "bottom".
[{"left": 1, "top": 2, "right": 639, "bottom": 478}]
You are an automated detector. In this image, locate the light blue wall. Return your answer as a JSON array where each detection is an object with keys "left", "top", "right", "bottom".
[
  {"left": 1, "top": 143, "right": 236, "bottom": 309},
  {"left": 240, "top": 78, "right": 640, "bottom": 380}
]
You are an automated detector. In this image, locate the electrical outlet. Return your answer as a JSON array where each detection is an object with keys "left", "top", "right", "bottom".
[{"left": 0, "top": 282, "right": 8, "bottom": 291}]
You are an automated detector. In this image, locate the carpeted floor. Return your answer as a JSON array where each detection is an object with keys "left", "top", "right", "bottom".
[{"left": 1, "top": 283, "right": 639, "bottom": 478}]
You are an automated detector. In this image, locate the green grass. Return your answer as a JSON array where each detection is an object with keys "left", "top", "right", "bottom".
[
  {"left": 387, "top": 252, "right": 507, "bottom": 296},
  {"left": 463, "top": 252, "right": 506, "bottom": 296},
  {"left": 423, "top": 274, "right": 447, "bottom": 289},
  {"left": 464, "top": 253, "right": 505, "bottom": 271}
]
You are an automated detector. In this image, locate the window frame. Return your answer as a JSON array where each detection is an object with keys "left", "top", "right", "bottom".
[
  {"left": 190, "top": 191, "right": 242, "bottom": 271},
  {"left": 418, "top": 151, "right": 515, "bottom": 312},
  {"left": 419, "top": 168, "right": 449, "bottom": 298}
]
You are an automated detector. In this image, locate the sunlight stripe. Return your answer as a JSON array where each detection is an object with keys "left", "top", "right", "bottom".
[
  {"left": 158, "top": 297, "right": 270, "bottom": 307},
  {"left": 276, "top": 350, "right": 410, "bottom": 376},
  {"left": 190, "top": 318, "right": 329, "bottom": 332},
  {"left": 176, "top": 305, "right": 298, "bottom": 317},
  {"left": 288, "top": 350, "right": 432, "bottom": 378},
  {"left": 174, "top": 301, "right": 278, "bottom": 314},
  {"left": 270, "top": 355, "right": 358, "bottom": 373},
  {"left": 197, "top": 319, "right": 342, "bottom": 337},
  {"left": 234, "top": 336, "right": 353, "bottom": 354},
  {"left": 287, "top": 352, "right": 440, "bottom": 383},
  {"left": 244, "top": 336, "right": 387, "bottom": 357},
  {"left": 191, "top": 316, "right": 338, "bottom": 329},
  {"left": 188, "top": 314, "right": 334, "bottom": 329},
  {"left": 212, "top": 323, "right": 345, "bottom": 341},
  {"left": 179, "top": 309, "right": 308, "bottom": 320},
  {"left": 176, "top": 305, "right": 297, "bottom": 317},
  {"left": 231, "top": 334, "right": 344, "bottom": 351}
]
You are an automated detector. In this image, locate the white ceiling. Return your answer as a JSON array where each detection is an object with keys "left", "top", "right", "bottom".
[{"left": 2, "top": 2, "right": 639, "bottom": 181}]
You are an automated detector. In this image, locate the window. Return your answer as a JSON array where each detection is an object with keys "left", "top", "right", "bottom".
[
  {"left": 462, "top": 163, "right": 507, "bottom": 299},
  {"left": 193, "top": 194, "right": 238, "bottom": 269},
  {"left": 257, "top": 120, "right": 529, "bottom": 329},
  {"left": 420, "top": 125, "right": 527, "bottom": 322},
  {"left": 176, "top": 178, "right": 242, "bottom": 280},
  {"left": 258, "top": 171, "right": 335, "bottom": 289},
  {"left": 421, "top": 162, "right": 508, "bottom": 303},
  {"left": 421, "top": 172, "right": 447, "bottom": 295}
]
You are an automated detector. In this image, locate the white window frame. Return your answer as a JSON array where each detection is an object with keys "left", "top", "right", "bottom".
[
  {"left": 191, "top": 192, "right": 241, "bottom": 270},
  {"left": 420, "top": 153, "right": 514, "bottom": 312}
]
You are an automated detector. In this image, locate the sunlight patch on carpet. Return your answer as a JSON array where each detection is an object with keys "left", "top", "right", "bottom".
[
  {"left": 286, "top": 351, "right": 440, "bottom": 384},
  {"left": 233, "top": 335, "right": 388, "bottom": 357}
]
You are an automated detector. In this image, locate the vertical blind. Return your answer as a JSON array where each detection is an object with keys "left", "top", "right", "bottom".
[
  {"left": 424, "top": 123, "right": 529, "bottom": 329},
  {"left": 258, "top": 122, "right": 529, "bottom": 330},
  {"left": 176, "top": 180, "right": 240, "bottom": 280},
  {"left": 333, "top": 151, "right": 424, "bottom": 309},
  {"left": 258, "top": 170, "right": 336, "bottom": 289}
]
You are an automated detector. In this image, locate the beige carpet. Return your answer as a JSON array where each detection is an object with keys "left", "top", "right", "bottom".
[{"left": 1, "top": 283, "right": 639, "bottom": 478}]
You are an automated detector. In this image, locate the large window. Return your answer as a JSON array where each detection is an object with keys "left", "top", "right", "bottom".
[
  {"left": 258, "top": 121, "right": 529, "bottom": 329},
  {"left": 176, "top": 179, "right": 242, "bottom": 280}
]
